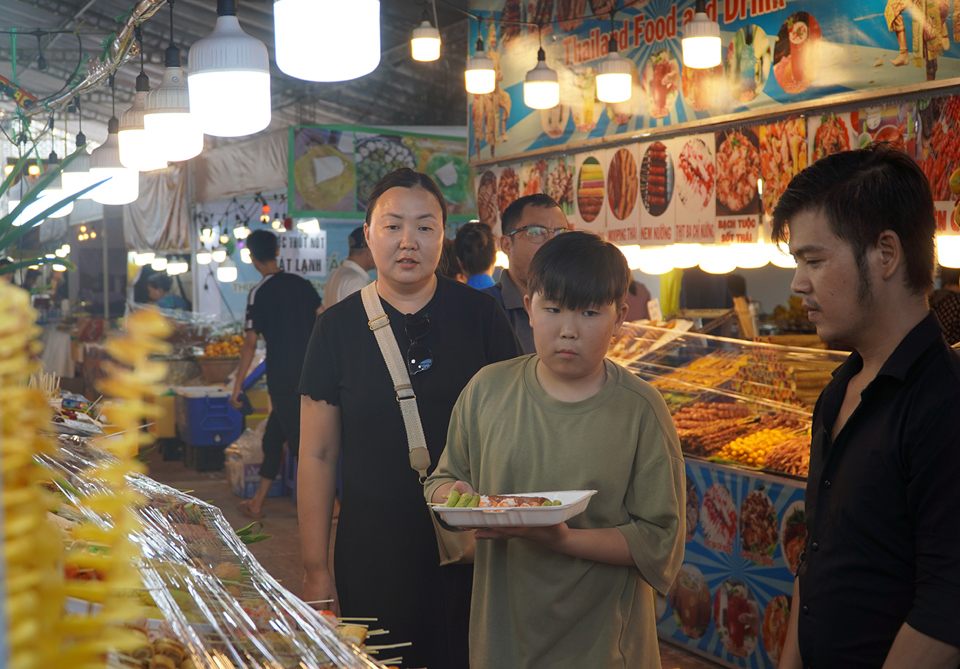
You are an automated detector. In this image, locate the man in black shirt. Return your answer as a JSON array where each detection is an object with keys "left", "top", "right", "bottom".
[
  {"left": 773, "top": 144, "right": 960, "bottom": 669},
  {"left": 230, "top": 230, "right": 322, "bottom": 518}
]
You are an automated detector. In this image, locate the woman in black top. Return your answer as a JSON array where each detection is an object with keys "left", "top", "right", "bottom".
[{"left": 298, "top": 169, "right": 521, "bottom": 669}]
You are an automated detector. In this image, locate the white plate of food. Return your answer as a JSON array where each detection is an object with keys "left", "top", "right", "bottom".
[{"left": 431, "top": 490, "right": 597, "bottom": 527}]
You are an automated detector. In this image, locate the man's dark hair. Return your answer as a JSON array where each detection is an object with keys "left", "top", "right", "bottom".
[
  {"left": 438, "top": 238, "right": 462, "bottom": 280},
  {"left": 772, "top": 142, "right": 935, "bottom": 296},
  {"left": 500, "top": 193, "right": 561, "bottom": 235},
  {"left": 147, "top": 272, "right": 173, "bottom": 292},
  {"left": 246, "top": 229, "right": 279, "bottom": 263},
  {"left": 364, "top": 167, "right": 447, "bottom": 227},
  {"left": 940, "top": 265, "right": 960, "bottom": 288},
  {"left": 527, "top": 231, "right": 630, "bottom": 310},
  {"left": 455, "top": 222, "right": 496, "bottom": 276},
  {"left": 347, "top": 226, "right": 367, "bottom": 254}
]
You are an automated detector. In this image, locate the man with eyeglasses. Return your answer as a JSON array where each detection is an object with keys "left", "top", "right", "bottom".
[{"left": 485, "top": 194, "right": 572, "bottom": 354}]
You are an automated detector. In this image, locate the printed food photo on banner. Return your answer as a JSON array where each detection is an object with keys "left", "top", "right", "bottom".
[
  {"left": 520, "top": 160, "right": 546, "bottom": 196},
  {"left": 677, "top": 138, "right": 716, "bottom": 213},
  {"left": 739, "top": 488, "right": 779, "bottom": 566},
  {"left": 420, "top": 144, "right": 473, "bottom": 216},
  {"left": 856, "top": 103, "right": 918, "bottom": 153},
  {"left": 681, "top": 62, "right": 724, "bottom": 113},
  {"left": 642, "top": 49, "right": 680, "bottom": 120},
  {"left": 701, "top": 482, "right": 737, "bottom": 553},
  {"left": 773, "top": 12, "right": 823, "bottom": 95},
  {"left": 545, "top": 156, "right": 576, "bottom": 216},
  {"left": 919, "top": 95, "right": 960, "bottom": 202},
  {"left": 576, "top": 156, "right": 605, "bottom": 224},
  {"left": 669, "top": 564, "right": 712, "bottom": 640},
  {"left": 571, "top": 67, "right": 604, "bottom": 132},
  {"left": 725, "top": 25, "right": 772, "bottom": 104},
  {"left": 780, "top": 500, "right": 807, "bottom": 576},
  {"left": 541, "top": 104, "right": 570, "bottom": 139},
  {"left": 641, "top": 141, "right": 673, "bottom": 217},
  {"left": 714, "top": 579, "right": 761, "bottom": 659},
  {"left": 763, "top": 594, "right": 792, "bottom": 666},
  {"left": 715, "top": 128, "right": 761, "bottom": 216},
  {"left": 809, "top": 111, "right": 858, "bottom": 161},
  {"left": 607, "top": 148, "right": 639, "bottom": 221},
  {"left": 685, "top": 476, "right": 700, "bottom": 542},
  {"left": 498, "top": 166, "right": 520, "bottom": 214},
  {"left": 292, "top": 128, "right": 356, "bottom": 213},
  {"left": 759, "top": 118, "right": 808, "bottom": 213},
  {"left": 354, "top": 134, "right": 419, "bottom": 208},
  {"left": 606, "top": 63, "right": 640, "bottom": 127},
  {"left": 477, "top": 169, "right": 500, "bottom": 228}
]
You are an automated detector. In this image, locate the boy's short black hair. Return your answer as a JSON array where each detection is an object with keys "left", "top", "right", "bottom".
[
  {"left": 455, "top": 222, "right": 496, "bottom": 276},
  {"left": 527, "top": 231, "right": 631, "bottom": 310},
  {"left": 246, "top": 229, "right": 278, "bottom": 263},
  {"left": 147, "top": 272, "right": 173, "bottom": 292},
  {"left": 501, "top": 193, "right": 561, "bottom": 235}
]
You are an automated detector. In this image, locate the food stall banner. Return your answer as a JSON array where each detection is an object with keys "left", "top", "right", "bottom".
[
  {"left": 468, "top": 0, "right": 960, "bottom": 162},
  {"left": 657, "top": 459, "right": 805, "bottom": 669},
  {"left": 673, "top": 134, "right": 717, "bottom": 244},
  {"left": 276, "top": 230, "right": 327, "bottom": 277},
  {"left": 637, "top": 141, "right": 673, "bottom": 246},
  {"left": 572, "top": 149, "right": 609, "bottom": 233},
  {"left": 289, "top": 126, "right": 474, "bottom": 221}
]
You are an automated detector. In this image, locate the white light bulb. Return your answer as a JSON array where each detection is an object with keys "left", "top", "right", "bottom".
[
  {"left": 240, "top": 247, "right": 252, "bottom": 264},
  {"left": 596, "top": 51, "right": 632, "bottom": 104},
  {"left": 524, "top": 48, "right": 560, "bottom": 110},
  {"left": 151, "top": 256, "right": 168, "bottom": 271},
  {"left": 217, "top": 257, "right": 238, "bottom": 282},
  {"left": 135, "top": 252, "right": 155, "bottom": 266},
  {"left": 196, "top": 250, "right": 212, "bottom": 265},
  {"left": 212, "top": 246, "right": 228, "bottom": 263},
  {"left": 411, "top": 21, "right": 441, "bottom": 62},
  {"left": 682, "top": 8, "right": 722, "bottom": 69}
]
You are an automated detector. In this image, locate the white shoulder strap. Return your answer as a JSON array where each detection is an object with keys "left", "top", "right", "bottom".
[{"left": 360, "top": 282, "right": 432, "bottom": 480}]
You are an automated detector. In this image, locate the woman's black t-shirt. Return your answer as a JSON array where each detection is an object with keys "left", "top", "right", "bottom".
[{"left": 297, "top": 276, "right": 521, "bottom": 667}]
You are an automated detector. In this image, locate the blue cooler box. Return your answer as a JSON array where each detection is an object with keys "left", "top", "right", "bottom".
[{"left": 174, "top": 387, "right": 243, "bottom": 447}]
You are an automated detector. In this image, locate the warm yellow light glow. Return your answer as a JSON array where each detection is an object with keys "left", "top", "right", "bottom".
[
  {"left": 734, "top": 241, "right": 770, "bottom": 269},
  {"left": 670, "top": 243, "right": 701, "bottom": 269},
  {"left": 769, "top": 241, "right": 797, "bottom": 268},
  {"left": 637, "top": 246, "right": 676, "bottom": 275},
  {"left": 217, "top": 258, "right": 238, "bottom": 282},
  {"left": 495, "top": 251, "right": 509, "bottom": 269},
  {"left": 937, "top": 235, "right": 960, "bottom": 268},
  {"left": 699, "top": 245, "right": 738, "bottom": 274},
  {"left": 151, "top": 256, "right": 168, "bottom": 271}
]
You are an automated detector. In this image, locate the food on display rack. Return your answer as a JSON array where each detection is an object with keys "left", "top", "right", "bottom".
[
  {"left": 608, "top": 320, "right": 693, "bottom": 366},
  {"left": 641, "top": 142, "right": 673, "bottom": 216},
  {"left": 759, "top": 118, "right": 807, "bottom": 213},
  {"left": 762, "top": 435, "right": 812, "bottom": 477},
  {"left": 650, "top": 355, "right": 747, "bottom": 393},
  {"left": 498, "top": 167, "right": 520, "bottom": 214},
  {"left": 477, "top": 171, "right": 499, "bottom": 227},
  {"left": 715, "top": 429, "right": 792, "bottom": 467},
  {"left": 203, "top": 334, "right": 243, "bottom": 358},
  {"left": 716, "top": 130, "right": 760, "bottom": 213},
  {"left": 607, "top": 148, "right": 639, "bottom": 220},
  {"left": 677, "top": 139, "right": 716, "bottom": 211},
  {"left": 576, "top": 158, "right": 604, "bottom": 222}
]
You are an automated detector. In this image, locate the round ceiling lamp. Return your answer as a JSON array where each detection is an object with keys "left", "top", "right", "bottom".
[
  {"left": 90, "top": 79, "right": 140, "bottom": 206},
  {"left": 61, "top": 98, "right": 97, "bottom": 199},
  {"left": 144, "top": 1, "right": 204, "bottom": 162},
  {"left": 596, "top": 35, "right": 632, "bottom": 104},
  {"left": 524, "top": 46, "right": 560, "bottom": 110},
  {"left": 120, "top": 30, "right": 169, "bottom": 172},
  {"left": 274, "top": 0, "right": 381, "bottom": 82},
  {"left": 699, "top": 245, "right": 738, "bottom": 274},
  {"left": 682, "top": 0, "right": 722, "bottom": 69},
  {"left": 411, "top": 2, "right": 441, "bottom": 63},
  {"left": 188, "top": 0, "right": 271, "bottom": 137},
  {"left": 217, "top": 257, "right": 238, "bottom": 282}
]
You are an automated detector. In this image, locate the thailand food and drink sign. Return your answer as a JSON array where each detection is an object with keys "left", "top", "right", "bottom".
[
  {"left": 468, "top": 0, "right": 960, "bottom": 162},
  {"left": 657, "top": 459, "right": 805, "bottom": 669}
]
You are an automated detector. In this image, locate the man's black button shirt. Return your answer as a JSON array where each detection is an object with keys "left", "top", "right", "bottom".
[{"left": 798, "top": 312, "right": 960, "bottom": 668}]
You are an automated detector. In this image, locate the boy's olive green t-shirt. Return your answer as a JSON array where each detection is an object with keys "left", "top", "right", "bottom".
[{"left": 425, "top": 355, "right": 686, "bottom": 669}]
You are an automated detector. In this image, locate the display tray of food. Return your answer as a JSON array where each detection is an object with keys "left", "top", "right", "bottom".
[
  {"left": 40, "top": 437, "right": 394, "bottom": 669},
  {"left": 432, "top": 490, "right": 597, "bottom": 527}
]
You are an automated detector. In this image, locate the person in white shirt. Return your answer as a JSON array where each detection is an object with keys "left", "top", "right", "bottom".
[{"left": 324, "top": 226, "right": 375, "bottom": 307}]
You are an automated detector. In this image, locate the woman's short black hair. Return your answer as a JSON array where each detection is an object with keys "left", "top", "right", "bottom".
[
  {"left": 364, "top": 167, "right": 447, "bottom": 227},
  {"left": 438, "top": 238, "right": 462, "bottom": 280},
  {"left": 147, "top": 272, "right": 173, "bottom": 292},
  {"left": 527, "top": 231, "right": 631, "bottom": 310},
  {"left": 772, "top": 142, "right": 935, "bottom": 295},
  {"left": 455, "top": 222, "right": 496, "bottom": 276},
  {"left": 246, "top": 229, "right": 278, "bottom": 263}
]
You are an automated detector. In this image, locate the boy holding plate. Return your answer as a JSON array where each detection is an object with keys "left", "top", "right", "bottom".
[{"left": 425, "top": 231, "right": 685, "bottom": 669}]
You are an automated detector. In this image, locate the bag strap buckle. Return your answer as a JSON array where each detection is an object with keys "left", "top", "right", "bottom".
[
  {"left": 368, "top": 314, "right": 390, "bottom": 331},
  {"left": 395, "top": 383, "right": 415, "bottom": 402}
]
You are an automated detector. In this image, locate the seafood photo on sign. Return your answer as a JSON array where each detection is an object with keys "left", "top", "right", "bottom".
[
  {"left": 763, "top": 594, "right": 792, "bottom": 666},
  {"left": 669, "top": 564, "right": 712, "bottom": 640},
  {"left": 739, "top": 489, "right": 779, "bottom": 564},
  {"left": 773, "top": 12, "right": 823, "bottom": 95},
  {"left": 918, "top": 96, "right": 960, "bottom": 201},
  {"left": 477, "top": 170, "right": 499, "bottom": 228},
  {"left": 724, "top": 25, "right": 772, "bottom": 104},
  {"left": 780, "top": 500, "right": 807, "bottom": 575},
  {"left": 810, "top": 112, "right": 857, "bottom": 161},
  {"left": 607, "top": 148, "right": 639, "bottom": 221},
  {"left": 715, "top": 129, "right": 761, "bottom": 215},
  {"left": 700, "top": 483, "right": 737, "bottom": 553},
  {"left": 856, "top": 104, "right": 917, "bottom": 154},
  {"left": 577, "top": 157, "right": 605, "bottom": 223},
  {"left": 498, "top": 167, "right": 520, "bottom": 214},
  {"left": 642, "top": 50, "right": 680, "bottom": 120},
  {"left": 714, "top": 579, "right": 761, "bottom": 658},
  {"left": 759, "top": 118, "right": 807, "bottom": 213},
  {"left": 641, "top": 142, "right": 674, "bottom": 217},
  {"left": 677, "top": 138, "right": 716, "bottom": 212}
]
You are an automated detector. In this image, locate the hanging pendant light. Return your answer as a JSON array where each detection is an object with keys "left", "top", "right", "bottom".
[
  {"left": 120, "top": 28, "right": 168, "bottom": 171},
  {"left": 90, "top": 77, "right": 140, "bottom": 206},
  {"left": 274, "top": 0, "right": 381, "bottom": 82},
  {"left": 196, "top": 247, "right": 212, "bottom": 264},
  {"left": 596, "top": 31, "right": 632, "bottom": 104},
  {"left": 240, "top": 247, "right": 252, "bottom": 264},
  {"left": 151, "top": 256, "right": 169, "bottom": 271},
  {"left": 682, "top": 0, "right": 721, "bottom": 69},
  {"left": 524, "top": 44, "right": 559, "bottom": 110},
  {"left": 212, "top": 245, "right": 228, "bottom": 263},
  {"left": 411, "top": 3, "right": 440, "bottom": 62},
  {"left": 42, "top": 150, "right": 74, "bottom": 218},
  {"left": 135, "top": 252, "right": 155, "bottom": 266},
  {"left": 217, "top": 257, "right": 238, "bottom": 282},
  {"left": 188, "top": 0, "right": 271, "bottom": 137},
  {"left": 465, "top": 19, "right": 495, "bottom": 95},
  {"left": 61, "top": 98, "right": 97, "bottom": 199},
  {"left": 144, "top": 0, "right": 204, "bottom": 162}
]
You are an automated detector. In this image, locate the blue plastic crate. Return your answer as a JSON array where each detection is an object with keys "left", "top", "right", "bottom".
[{"left": 174, "top": 387, "right": 243, "bottom": 447}]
